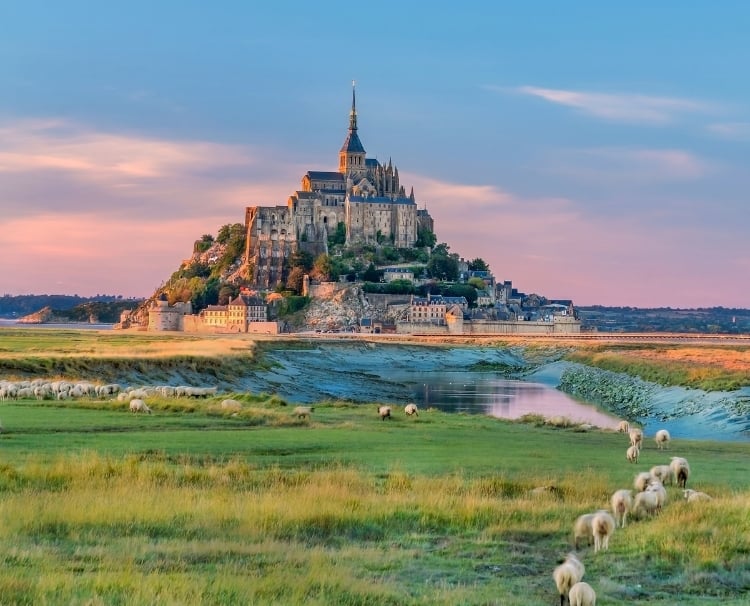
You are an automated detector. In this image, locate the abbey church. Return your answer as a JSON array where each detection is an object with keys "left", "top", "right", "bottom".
[{"left": 244, "top": 86, "right": 434, "bottom": 287}]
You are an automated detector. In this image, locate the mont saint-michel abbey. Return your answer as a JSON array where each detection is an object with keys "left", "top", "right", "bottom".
[{"left": 244, "top": 86, "right": 434, "bottom": 287}]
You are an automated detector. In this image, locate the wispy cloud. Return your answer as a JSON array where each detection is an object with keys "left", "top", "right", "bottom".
[
  {"left": 706, "top": 121, "right": 750, "bottom": 140},
  {"left": 508, "top": 86, "right": 708, "bottom": 124},
  {"left": 552, "top": 147, "right": 712, "bottom": 183},
  {"left": 0, "top": 118, "right": 298, "bottom": 296},
  {"left": 0, "top": 118, "right": 255, "bottom": 179}
]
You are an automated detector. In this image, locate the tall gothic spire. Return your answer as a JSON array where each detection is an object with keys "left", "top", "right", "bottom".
[
  {"left": 349, "top": 80, "right": 358, "bottom": 131},
  {"left": 340, "top": 81, "right": 365, "bottom": 157}
]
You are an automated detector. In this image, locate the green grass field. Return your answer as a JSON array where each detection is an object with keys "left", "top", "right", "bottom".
[{"left": 0, "top": 395, "right": 748, "bottom": 605}]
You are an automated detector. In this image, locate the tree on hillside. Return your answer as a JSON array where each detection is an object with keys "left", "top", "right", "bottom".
[
  {"left": 362, "top": 263, "right": 381, "bottom": 283},
  {"left": 443, "top": 284, "right": 477, "bottom": 307},
  {"left": 194, "top": 234, "right": 214, "bottom": 253},
  {"left": 427, "top": 243, "right": 459, "bottom": 282},
  {"left": 286, "top": 266, "right": 306, "bottom": 295},
  {"left": 289, "top": 250, "right": 314, "bottom": 272},
  {"left": 468, "top": 258, "right": 490, "bottom": 272},
  {"left": 468, "top": 277, "right": 487, "bottom": 290},
  {"left": 311, "top": 254, "right": 335, "bottom": 282},
  {"left": 416, "top": 228, "right": 437, "bottom": 248},
  {"left": 218, "top": 284, "right": 239, "bottom": 305},
  {"left": 328, "top": 221, "right": 347, "bottom": 248}
]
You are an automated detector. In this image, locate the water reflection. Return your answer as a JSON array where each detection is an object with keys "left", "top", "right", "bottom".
[{"left": 414, "top": 375, "right": 622, "bottom": 429}]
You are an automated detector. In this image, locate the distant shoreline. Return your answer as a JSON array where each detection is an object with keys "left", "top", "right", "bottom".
[{"left": 0, "top": 319, "right": 114, "bottom": 330}]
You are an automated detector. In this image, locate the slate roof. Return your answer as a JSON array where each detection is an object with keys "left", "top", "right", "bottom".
[
  {"left": 306, "top": 171, "right": 345, "bottom": 181},
  {"left": 340, "top": 131, "right": 366, "bottom": 154}
]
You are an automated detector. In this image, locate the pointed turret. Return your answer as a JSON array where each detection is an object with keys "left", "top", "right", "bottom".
[{"left": 339, "top": 81, "right": 366, "bottom": 176}]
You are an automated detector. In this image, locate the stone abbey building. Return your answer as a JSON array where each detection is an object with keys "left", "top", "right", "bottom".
[{"left": 244, "top": 86, "right": 434, "bottom": 287}]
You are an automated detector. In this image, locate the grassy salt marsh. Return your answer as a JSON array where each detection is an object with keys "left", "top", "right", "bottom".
[
  {"left": 0, "top": 395, "right": 749, "bottom": 605},
  {"left": 0, "top": 328, "right": 748, "bottom": 604}
]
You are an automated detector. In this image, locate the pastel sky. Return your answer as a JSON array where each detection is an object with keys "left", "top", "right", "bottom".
[{"left": 1, "top": 1, "right": 748, "bottom": 307}]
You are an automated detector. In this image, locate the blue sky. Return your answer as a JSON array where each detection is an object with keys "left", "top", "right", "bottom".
[{"left": 1, "top": 1, "right": 748, "bottom": 307}]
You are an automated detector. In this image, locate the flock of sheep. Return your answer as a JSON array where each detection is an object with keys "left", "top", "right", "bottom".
[
  {"left": 0, "top": 379, "right": 218, "bottom": 403},
  {"left": 4, "top": 377, "right": 720, "bottom": 604},
  {"left": 552, "top": 421, "right": 712, "bottom": 605},
  {"left": 0, "top": 379, "right": 425, "bottom": 425}
]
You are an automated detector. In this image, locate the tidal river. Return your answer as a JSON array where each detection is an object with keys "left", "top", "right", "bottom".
[
  {"left": 247, "top": 342, "right": 748, "bottom": 441},
  {"left": 249, "top": 343, "right": 622, "bottom": 427}
]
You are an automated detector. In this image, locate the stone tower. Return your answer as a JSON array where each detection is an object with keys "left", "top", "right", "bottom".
[{"left": 338, "top": 82, "right": 367, "bottom": 182}]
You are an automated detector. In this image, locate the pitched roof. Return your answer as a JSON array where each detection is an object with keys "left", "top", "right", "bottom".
[
  {"left": 340, "top": 131, "right": 366, "bottom": 153},
  {"left": 306, "top": 171, "right": 345, "bottom": 181}
]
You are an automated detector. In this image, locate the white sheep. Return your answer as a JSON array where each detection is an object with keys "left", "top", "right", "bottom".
[
  {"left": 650, "top": 464, "right": 674, "bottom": 486},
  {"left": 553, "top": 553, "right": 585, "bottom": 606},
  {"left": 220, "top": 399, "right": 243, "bottom": 411},
  {"left": 654, "top": 429, "right": 671, "bottom": 450},
  {"left": 646, "top": 479, "right": 667, "bottom": 511},
  {"left": 292, "top": 405, "right": 313, "bottom": 419},
  {"left": 404, "top": 403, "right": 419, "bottom": 416},
  {"left": 378, "top": 405, "right": 392, "bottom": 420},
  {"left": 610, "top": 489, "right": 633, "bottom": 528},
  {"left": 573, "top": 513, "right": 595, "bottom": 549},
  {"left": 568, "top": 581, "right": 596, "bottom": 606},
  {"left": 634, "top": 471, "right": 652, "bottom": 492},
  {"left": 16, "top": 387, "right": 34, "bottom": 399},
  {"left": 592, "top": 510, "right": 615, "bottom": 553},
  {"left": 129, "top": 399, "right": 152, "bottom": 414},
  {"left": 670, "top": 456, "right": 691, "bottom": 489},
  {"left": 629, "top": 427, "right": 643, "bottom": 449},
  {"left": 626, "top": 445, "right": 640, "bottom": 463},
  {"left": 617, "top": 420, "right": 630, "bottom": 434},
  {"left": 633, "top": 489, "right": 660, "bottom": 518},
  {"left": 683, "top": 489, "right": 712, "bottom": 502}
]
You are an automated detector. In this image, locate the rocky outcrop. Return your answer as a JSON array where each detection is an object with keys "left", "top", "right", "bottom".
[
  {"left": 17, "top": 306, "right": 56, "bottom": 324},
  {"left": 302, "top": 284, "right": 372, "bottom": 330}
]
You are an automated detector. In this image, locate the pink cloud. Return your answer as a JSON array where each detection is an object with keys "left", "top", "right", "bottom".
[
  {"left": 0, "top": 119, "right": 299, "bottom": 297},
  {"left": 404, "top": 173, "right": 747, "bottom": 307}
]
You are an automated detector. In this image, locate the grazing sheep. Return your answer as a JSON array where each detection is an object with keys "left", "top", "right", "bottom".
[
  {"left": 292, "top": 405, "right": 313, "bottom": 419},
  {"left": 654, "top": 429, "right": 671, "bottom": 450},
  {"left": 129, "top": 399, "right": 152, "bottom": 414},
  {"left": 610, "top": 489, "right": 633, "bottom": 528},
  {"left": 573, "top": 513, "right": 596, "bottom": 549},
  {"left": 634, "top": 471, "right": 653, "bottom": 492},
  {"left": 617, "top": 420, "right": 630, "bottom": 434},
  {"left": 670, "top": 456, "right": 691, "bottom": 489},
  {"left": 553, "top": 553, "right": 585, "bottom": 606},
  {"left": 650, "top": 464, "right": 674, "bottom": 486},
  {"left": 569, "top": 581, "right": 596, "bottom": 606},
  {"left": 592, "top": 511, "right": 615, "bottom": 553},
  {"left": 220, "top": 399, "right": 242, "bottom": 411},
  {"left": 629, "top": 427, "right": 643, "bottom": 449},
  {"left": 404, "top": 403, "right": 419, "bottom": 416},
  {"left": 626, "top": 445, "right": 640, "bottom": 463},
  {"left": 646, "top": 480, "right": 667, "bottom": 511},
  {"left": 683, "top": 489, "right": 712, "bottom": 502},
  {"left": 633, "top": 489, "right": 660, "bottom": 518},
  {"left": 378, "top": 405, "right": 392, "bottom": 420}
]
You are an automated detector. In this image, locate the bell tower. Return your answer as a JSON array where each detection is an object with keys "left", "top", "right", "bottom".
[{"left": 339, "top": 81, "right": 366, "bottom": 180}]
